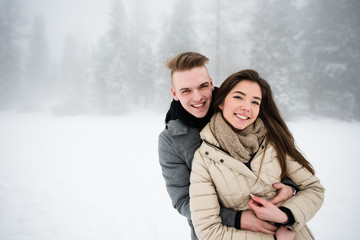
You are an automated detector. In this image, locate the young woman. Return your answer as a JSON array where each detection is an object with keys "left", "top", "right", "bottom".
[{"left": 189, "top": 70, "right": 324, "bottom": 240}]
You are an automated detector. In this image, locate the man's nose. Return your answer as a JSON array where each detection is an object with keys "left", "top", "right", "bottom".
[{"left": 192, "top": 90, "right": 203, "bottom": 101}]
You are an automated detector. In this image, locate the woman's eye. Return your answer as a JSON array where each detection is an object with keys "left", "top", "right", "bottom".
[
  {"left": 252, "top": 101, "right": 260, "bottom": 105},
  {"left": 234, "top": 96, "right": 242, "bottom": 99}
]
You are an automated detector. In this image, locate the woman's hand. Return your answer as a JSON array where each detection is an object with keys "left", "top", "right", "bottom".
[
  {"left": 270, "top": 183, "right": 294, "bottom": 207},
  {"left": 248, "top": 194, "right": 288, "bottom": 224},
  {"left": 240, "top": 210, "right": 278, "bottom": 235},
  {"left": 275, "top": 226, "right": 296, "bottom": 240}
]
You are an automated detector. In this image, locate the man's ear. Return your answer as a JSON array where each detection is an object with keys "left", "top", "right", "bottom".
[
  {"left": 171, "top": 87, "right": 179, "bottom": 101},
  {"left": 210, "top": 77, "right": 215, "bottom": 91}
]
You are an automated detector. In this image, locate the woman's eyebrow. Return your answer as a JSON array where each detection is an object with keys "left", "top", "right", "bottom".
[{"left": 233, "top": 91, "right": 262, "bottom": 100}]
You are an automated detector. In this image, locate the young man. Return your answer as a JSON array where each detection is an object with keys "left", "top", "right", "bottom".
[{"left": 158, "top": 52, "right": 297, "bottom": 240}]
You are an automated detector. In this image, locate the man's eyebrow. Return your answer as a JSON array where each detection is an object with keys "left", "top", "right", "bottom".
[
  {"left": 179, "top": 82, "right": 209, "bottom": 91},
  {"left": 179, "top": 87, "right": 190, "bottom": 91},
  {"left": 233, "top": 91, "right": 262, "bottom": 100}
]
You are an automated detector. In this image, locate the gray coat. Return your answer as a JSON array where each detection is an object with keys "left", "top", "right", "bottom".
[{"left": 158, "top": 119, "right": 236, "bottom": 240}]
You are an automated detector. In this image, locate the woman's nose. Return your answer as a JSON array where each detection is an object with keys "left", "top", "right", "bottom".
[{"left": 241, "top": 102, "right": 250, "bottom": 111}]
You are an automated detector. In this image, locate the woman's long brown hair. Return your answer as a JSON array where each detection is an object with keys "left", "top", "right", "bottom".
[{"left": 213, "top": 69, "right": 315, "bottom": 179}]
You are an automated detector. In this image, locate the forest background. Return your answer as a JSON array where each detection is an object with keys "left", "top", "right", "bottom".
[
  {"left": 1, "top": 1, "right": 360, "bottom": 239},
  {"left": 1, "top": 0, "right": 359, "bottom": 119}
]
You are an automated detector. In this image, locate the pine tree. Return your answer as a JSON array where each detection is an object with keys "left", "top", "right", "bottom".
[
  {"left": 53, "top": 34, "right": 92, "bottom": 115},
  {"left": 249, "top": 0, "right": 304, "bottom": 118},
  {"left": 300, "top": 0, "right": 360, "bottom": 119},
  {"left": 210, "top": 0, "right": 253, "bottom": 83},
  {"left": 155, "top": 0, "right": 199, "bottom": 110},
  {"left": 127, "top": 0, "right": 156, "bottom": 108},
  {"left": 23, "top": 15, "right": 50, "bottom": 111},
  {"left": 0, "top": 0, "right": 24, "bottom": 109},
  {"left": 93, "top": 0, "right": 128, "bottom": 114}
]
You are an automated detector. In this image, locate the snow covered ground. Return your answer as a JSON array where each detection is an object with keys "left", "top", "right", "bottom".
[{"left": 0, "top": 112, "right": 358, "bottom": 240}]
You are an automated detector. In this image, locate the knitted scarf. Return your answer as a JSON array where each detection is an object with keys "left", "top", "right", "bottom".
[{"left": 209, "top": 112, "right": 267, "bottom": 162}]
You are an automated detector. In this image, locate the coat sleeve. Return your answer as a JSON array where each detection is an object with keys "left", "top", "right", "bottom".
[
  {"left": 158, "top": 133, "right": 238, "bottom": 228},
  {"left": 158, "top": 133, "right": 192, "bottom": 219},
  {"left": 281, "top": 157, "right": 325, "bottom": 232},
  {"left": 190, "top": 150, "right": 274, "bottom": 240}
]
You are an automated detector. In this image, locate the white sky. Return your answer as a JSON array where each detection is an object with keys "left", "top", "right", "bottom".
[
  {"left": 23, "top": 0, "right": 173, "bottom": 60},
  {"left": 24, "top": 0, "right": 111, "bottom": 59}
]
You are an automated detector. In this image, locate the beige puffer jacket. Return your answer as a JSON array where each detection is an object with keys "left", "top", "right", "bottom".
[{"left": 190, "top": 124, "right": 325, "bottom": 240}]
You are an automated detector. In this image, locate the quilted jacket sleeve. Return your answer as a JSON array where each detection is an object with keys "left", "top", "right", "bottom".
[
  {"left": 190, "top": 150, "right": 274, "bottom": 240},
  {"left": 281, "top": 157, "right": 325, "bottom": 232}
]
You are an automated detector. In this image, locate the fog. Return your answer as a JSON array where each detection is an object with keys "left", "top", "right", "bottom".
[
  {"left": 1, "top": 1, "right": 360, "bottom": 239},
  {"left": 25, "top": 0, "right": 110, "bottom": 57},
  {"left": 1, "top": 0, "right": 359, "bottom": 119}
]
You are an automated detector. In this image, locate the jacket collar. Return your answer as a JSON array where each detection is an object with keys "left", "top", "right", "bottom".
[
  {"left": 166, "top": 119, "right": 190, "bottom": 136},
  {"left": 200, "top": 124, "right": 221, "bottom": 148},
  {"left": 199, "top": 124, "right": 267, "bottom": 180},
  {"left": 199, "top": 139, "right": 260, "bottom": 180}
]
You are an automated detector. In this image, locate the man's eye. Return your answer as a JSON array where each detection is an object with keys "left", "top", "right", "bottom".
[
  {"left": 200, "top": 84, "right": 208, "bottom": 88},
  {"left": 181, "top": 90, "right": 190, "bottom": 94}
]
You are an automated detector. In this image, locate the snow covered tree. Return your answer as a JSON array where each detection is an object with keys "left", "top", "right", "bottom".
[
  {"left": 300, "top": 0, "right": 360, "bottom": 119},
  {"left": 52, "top": 34, "right": 93, "bottom": 115},
  {"left": 93, "top": 0, "right": 129, "bottom": 114},
  {"left": 23, "top": 15, "right": 50, "bottom": 111},
  {"left": 0, "top": 0, "right": 24, "bottom": 109},
  {"left": 206, "top": 0, "right": 253, "bottom": 83},
  {"left": 126, "top": 0, "right": 157, "bottom": 108},
  {"left": 248, "top": 0, "right": 305, "bottom": 118},
  {"left": 136, "top": 46, "right": 157, "bottom": 108},
  {"left": 159, "top": 0, "right": 199, "bottom": 61},
  {"left": 155, "top": 0, "right": 200, "bottom": 110}
]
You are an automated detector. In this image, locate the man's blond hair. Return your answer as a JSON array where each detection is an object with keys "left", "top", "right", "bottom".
[{"left": 165, "top": 52, "right": 209, "bottom": 86}]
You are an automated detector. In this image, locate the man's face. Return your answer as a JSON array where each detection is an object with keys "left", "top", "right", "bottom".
[{"left": 171, "top": 66, "right": 214, "bottom": 118}]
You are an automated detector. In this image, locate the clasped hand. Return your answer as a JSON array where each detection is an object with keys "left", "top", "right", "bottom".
[
  {"left": 240, "top": 182, "right": 296, "bottom": 239},
  {"left": 248, "top": 194, "right": 295, "bottom": 240},
  {"left": 248, "top": 194, "right": 288, "bottom": 224}
]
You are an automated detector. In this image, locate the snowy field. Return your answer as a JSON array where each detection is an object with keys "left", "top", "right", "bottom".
[{"left": 0, "top": 112, "right": 359, "bottom": 240}]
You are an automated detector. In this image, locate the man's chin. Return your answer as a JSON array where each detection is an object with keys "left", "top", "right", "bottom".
[{"left": 190, "top": 111, "right": 208, "bottom": 119}]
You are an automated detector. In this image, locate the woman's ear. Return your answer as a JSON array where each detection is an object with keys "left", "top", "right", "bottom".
[{"left": 218, "top": 104, "right": 223, "bottom": 110}]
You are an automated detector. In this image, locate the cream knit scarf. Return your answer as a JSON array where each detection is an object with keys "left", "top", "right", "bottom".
[{"left": 209, "top": 112, "right": 267, "bottom": 162}]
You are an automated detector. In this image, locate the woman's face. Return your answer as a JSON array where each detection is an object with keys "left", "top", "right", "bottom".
[{"left": 219, "top": 80, "right": 262, "bottom": 130}]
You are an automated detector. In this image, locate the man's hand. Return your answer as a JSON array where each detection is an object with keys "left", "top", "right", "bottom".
[
  {"left": 248, "top": 194, "right": 288, "bottom": 224},
  {"left": 270, "top": 182, "right": 294, "bottom": 207},
  {"left": 240, "top": 210, "right": 278, "bottom": 235},
  {"left": 275, "top": 226, "right": 296, "bottom": 240}
]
